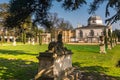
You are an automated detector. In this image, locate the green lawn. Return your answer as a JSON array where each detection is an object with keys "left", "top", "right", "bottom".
[
  {"left": 0, "top": 44, "right": 120, "bottom": 80},
  {"left": 66, "top": 44, "right": 120, "bottom": 80}
]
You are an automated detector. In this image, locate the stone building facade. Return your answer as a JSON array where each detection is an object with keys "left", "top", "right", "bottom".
[
  {"left": 42, "top": 15, "right": 112, "bottom": 44},
  {"left": 40, "top": 33, "right": 51, "bottom": 44},
  {"left": 54, "top": 29, "right": 75, "bottom": 43},
  {"left": 75, "top": 15, "right": 112, "bottom": 43}
]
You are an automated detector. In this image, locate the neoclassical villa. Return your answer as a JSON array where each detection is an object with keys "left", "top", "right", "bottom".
[
  {"left": 75, "top": 15, "right": 112, "bottom": 43},
  {"left": 52, "top": 15, "right": 112, "bottom": 43}
]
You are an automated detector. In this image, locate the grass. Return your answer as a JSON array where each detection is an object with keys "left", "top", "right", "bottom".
[
  {"left": 66, "top": 44, "right": 120, "bottom": 79},
  {"left": 0, "top": 44, "right": 48, "bottom": 80},
  {"left": 0, "top": 43, "right": 120, "bottom": 80}
]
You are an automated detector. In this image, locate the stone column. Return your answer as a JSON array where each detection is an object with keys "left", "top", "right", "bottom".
[
  {"left": 28, "top": 37, "right": 31, "bottom": 44},
  {"left": 107, "top": 38, "right": 111, "bottom": 50},
  {"left": 112, "top": 38, "right": 115, "bottom": 48},
  {"left": 99, "top": 36, "right": 106, "bottom": 53},
  {"left": 32, "top": 38, "right": 35, "bottom": 45},
  {"left": 13, "top": 37, "right": 16, "bottom": 46}
]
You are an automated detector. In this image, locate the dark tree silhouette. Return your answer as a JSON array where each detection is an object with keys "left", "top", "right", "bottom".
[
  {"left": 5, "top": 0, "right": 120, "bottom": 28},
  {"left": 5, "top": 0, "right": 86, "bottom": 28},
  {"left": 5, "top": 0, "right": 52, "bottom": 28},
  {"left": 89, "top": 0, "right": 120, "bottom": 25}
]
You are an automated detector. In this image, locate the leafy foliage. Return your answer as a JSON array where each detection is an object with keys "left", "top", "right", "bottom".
[
  {"left": 108, "top": 29, "right": 112, "bottom": 47},
  {"left": 0, "top": 3, "right": 9, "bottom": 26},
  {"left": 5, "top": 0, "right": 86, "bottom": 28},
  {"left": 5, "top": 0, "right": 52, "bottom": 28},
  {"left": 114, "top": 29, "right": 120, "bottom": 41},
  {"left": 5, "top": 0, "right": 120, "bottom": 28},
  {"left": 89, "top": 0, "right": 120, "bottom": 25},
  {"left": 57, "top": 0, "right": 86, "bottom": 10},
  {"left": 45, "top": 13, "right": 73, "bottom": 40},
  {"left": 103, "top": 28, "right": 108, "bottom": 49}
]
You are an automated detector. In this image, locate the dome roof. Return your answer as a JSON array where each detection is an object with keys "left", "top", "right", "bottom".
[
  {"left": 88, "top": 15, "right": 103, "bottom": 25},
  {"left": 88, "top": 16, "right": 102, "bottom": 21}
]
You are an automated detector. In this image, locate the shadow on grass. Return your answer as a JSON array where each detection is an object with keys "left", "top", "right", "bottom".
[
  {"left": 0, "top": 58, "right": 38, "bottom": 80},
  {"left": 73, "top": 62, "right": 120, "bottom": 80},
  {"left": 0, "top": 49, "right": 37, "bottom": 56}
]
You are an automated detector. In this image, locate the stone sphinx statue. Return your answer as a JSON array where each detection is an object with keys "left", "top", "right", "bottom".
[{"left": 47, "top": 31, "right": 67, "bottom": 55}]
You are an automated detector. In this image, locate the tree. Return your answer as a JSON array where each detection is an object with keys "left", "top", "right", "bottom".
[
  {"left": 89, "top": 0, "right": 120, "bottom": 25},
  {"left": 0, "top": 3, "right": 10, "bottom": 43},
  {"left": 38, "top": 29, "right": 43, "bottom": 45},
  {"left": 5, "top": 0, "right": 52, "bottom": 28},
  {"left": 57, "top": 18, "right": 73, "bottom": 30},
  {"left": 108, "top": 29, "right": 112, "bottom": 47},
  {"left": 5, "top": 0, "right": 86, "bottom": 28},
  {"left": 6, "top": 0, "right": 119, "bottom": 29},
  {"left": 114, "top": 29, "right": 120, "bottom": 42},
  {"left": 45, "top": 13, "right": 73, "bottom": 41},
  {"left": 21, "top": 16, "right": 33, "bottom": 44},
  {"left": 103, "top": 28, "right": 108, "bottom": 49},
  {"left": 45, "top": 13, "right": 59, "bottom": 41},
  {"left": 0, "top": 3, "right": 9, "bottom": 26}
]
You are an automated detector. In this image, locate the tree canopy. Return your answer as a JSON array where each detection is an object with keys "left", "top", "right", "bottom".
[
  {"left": 5, "top": 0, "right": 120, "bottom": 28},
  {"left": 0, "top": 3, "right": 9, "bottom": 26},
  {"left": 89, "top": 0, "right": 120, "bottom": 25},
  {"left": 5, "top": 0, "right": 86, "bottom": 28}
]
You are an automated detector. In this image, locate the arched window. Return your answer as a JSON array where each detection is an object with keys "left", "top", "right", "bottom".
[
  {"left": 90, "top": 30, "right": 94, "bottom": 36},
  {"left": 79, "top": 30, "right": 83, "bottom": 38}
]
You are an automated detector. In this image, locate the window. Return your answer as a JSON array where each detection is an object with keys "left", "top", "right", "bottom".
[
  {"left": 79, "top": 30, "right": 83, "bottom": 38},
  {"left": 90, "top": 30, "right": 94, "bottom": 36}
]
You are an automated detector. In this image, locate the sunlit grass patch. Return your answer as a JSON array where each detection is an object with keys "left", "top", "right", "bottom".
[{"left": 0, "top": 44, "right": 120, "bottom": 79}]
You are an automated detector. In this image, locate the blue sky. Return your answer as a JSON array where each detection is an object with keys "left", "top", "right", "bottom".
[
  {"left": 0, "top": 0, "right": 9, "bottom": 3},
  {"left": 50, "top": 1, "right": 119, "bottom": 30},
  {"left": 0, "top": 0, "right": 120, "bottom": 30}
]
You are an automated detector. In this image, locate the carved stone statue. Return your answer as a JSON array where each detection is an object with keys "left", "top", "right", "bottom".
[
  {"left": 47, "top": 31, "right": 66, "bottom": 55},
  {"left": 35, "top": 31, "right": 73, "bottom": 80},
  {"left": 99, "top": 36, "right": 106, "bottom": 53},
  {"left": 57, "top": 31, "right": 62, "bottom": 43}
]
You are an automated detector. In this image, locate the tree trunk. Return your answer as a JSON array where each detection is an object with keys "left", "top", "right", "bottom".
[
  {"left": 2, "top": 32, "right": 5, "bottom": 43},
  {"left": 38, "top": 32, "right": 42, "bottom": 45},
  {"left": 22, "top": 30, "right": 26, "bottom": 44}
]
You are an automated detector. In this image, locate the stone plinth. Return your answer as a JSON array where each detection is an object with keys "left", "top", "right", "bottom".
[
  {"left": 99, "top": 44, "right": 106, "bottom": 53},
  {"left": 13, "top": 37, "right": 16, "bottom": 46},
  {"left": 35, "top": 50, "right": 73, "bottom": 80},
  {"left": 32, "top": 38, "right": 35, "bottom": 45},
  {"left": 28, "top": 38, "right": 31, "bottom": 44},
  {"left": 107, "top": 44, "right": 111, "bottom": 50},
  {"left": 99, "top": 36, "right": 106, "bottom": 54},
  {"left": 112, "top": 41, "right": 115, "bottom": 48},
  {"left": 107, "top": 42, "right": 111, "bottom": 50}
]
